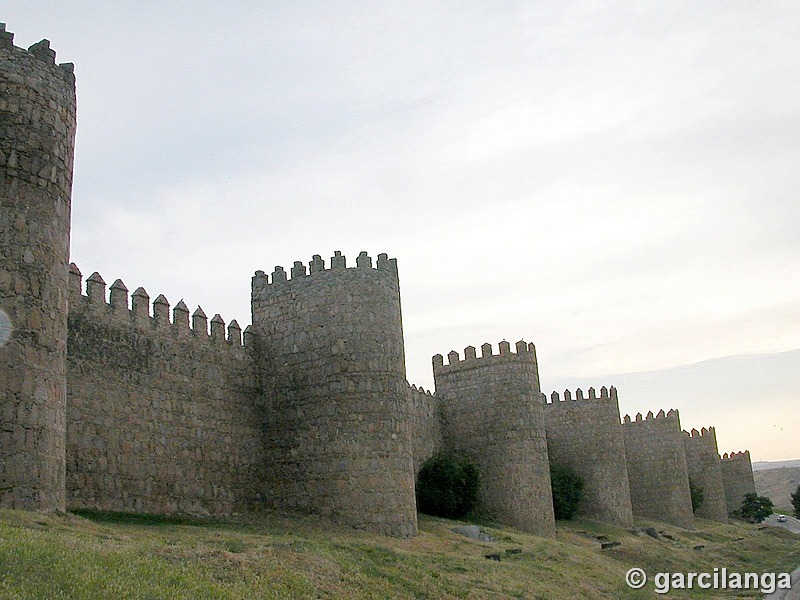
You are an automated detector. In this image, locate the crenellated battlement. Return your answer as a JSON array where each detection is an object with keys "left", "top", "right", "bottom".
[
  {"left": 683, "top": 426, "right": 717, "bottom": 438},
  {"left": 622, "top": 408, "right": 679, "bottom": 424},
  {"left": 432, "top": 340, "right": 536, "bottom": 373},
  {"left": 408, "top": 382, "right": 434, "bottom": 397},
  {"left": 251, "top": 250, "right": 398, "bottom": 300},
  {"left": 544, "top": 385, "right": 618, "bottom": 405},
  {"left": 0, "top": 23, "right": 74, "bottom": 75},
  {"left": 721, "top": 450, "right": 751, "bottom": 461},
  {"left": 68, "top": 263, "right": 254, "bottom": 348}
]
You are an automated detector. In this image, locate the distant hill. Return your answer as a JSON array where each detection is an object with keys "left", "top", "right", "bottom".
[
  {"left": 754, "top": 466, "right": 800, "bottom": 512},
  {"left": 753, "top": 459, "right": 800, "bottom": 471}
]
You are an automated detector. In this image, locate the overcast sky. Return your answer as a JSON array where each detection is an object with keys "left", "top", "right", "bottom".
[{"left": 6, "top": 2, "right": 799, "bottom": 460}]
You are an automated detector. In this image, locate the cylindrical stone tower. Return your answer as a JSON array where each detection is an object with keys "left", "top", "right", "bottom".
[
  {"left": 433, "top": 341, "right": 556, "bottom": 537},
  {"left": 622, "top": 409, "right": 695, "bottom": 529},
  {"left": 544, "top": 386, "right": 634, "bottom": 527},
  {"left": 0, "top": 25, "right": 77, "bottom": 511},
  {"left": 251, "top": 251, "right": 417, "bottom": 536},
  {"left": 683, "top": 427, "right": 728, "bottom": 523},
  {"left": 720, "top": 450, "right": 756, "bottom": 516}
]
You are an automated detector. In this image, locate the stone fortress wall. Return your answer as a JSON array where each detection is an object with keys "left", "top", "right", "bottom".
[
  {"left": 720, "top": 450, "right": 757, "bottom": 515},
  {"left": 251, "top": 252, "right": 417, "bottom": 537},
  {"left": 0, "top": 25, "right": 76, "bottom": 511},
  {"left": 544, "top": 387, "right": 634, "bottom": 527},
  {"left": 432, "top": 342, "right": 555, "bottom": 536},
  {"left": 683, "top": 427, "right": 728, "bottom": 523},
  {"left": 408, "top": 382, "right": 441, "bottom": 475},
  {"left": 65, "top": 265, "right": 264, "bottom": 516},
  {"left": 1, "top": 26, "right": 758, "bottom": 537},
  {"left": 622, "top": 410, "right": 695, "bottom": 529}
]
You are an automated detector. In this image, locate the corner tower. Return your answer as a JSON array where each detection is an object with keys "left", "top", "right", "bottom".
[
  {"left": 720, "top": 450, "right": 756, "bottom": 517},
  {"left": 622, "top": 409, "right": 694, "bottom": 528},
  {"left": 251, "top": 251, "right": 417, "bottom": 536},
  {"left": 433, "top": 341, "right": 555, "bottom": 536},
  {"left": 544, "top": 386, "right": 633, "bottom": 526},
  {"left": 683, "top": 427, "right": 728, "bottom": 523},
  {"left": 0, "top": 25, "right": 76, "bottom": 510}
]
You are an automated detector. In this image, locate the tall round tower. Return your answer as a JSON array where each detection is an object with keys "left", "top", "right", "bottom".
[
  {"left": 251, "top": 251, "right": 417, "bottom": 536},
  {"left": 432, "top": 341, "right": 556, "bottom": 537},
  {"left": 0, "top": 25, "right": 77, "bottom": 510}
]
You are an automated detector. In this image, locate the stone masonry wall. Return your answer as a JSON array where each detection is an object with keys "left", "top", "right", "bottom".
[
  {"left": 683, "top": 427, "right": 728, "bottom": 522},
  {"left": 622, "top": 409, "right": 694, "bottom": 529},
  {"left": 408, "top": 383, "right": 442, "bottom": 475},
  {"left": 0, "top": 23, "right": 756, "bottom": 540},
  {"left": 720, "top": 450, "right": 756, "bottom": 516},
  {"left": 0, "top": 26, "right": 76, "bottom": 511},
  {"left": 66, "top": 266, "right": 264, "bottom": 516},
  {"left": 251, "top": 252, "right": 417, "bottom": 537},
  {"left": 433, "top": 341, "right": 555, "bottom": 537},
  {"left": 544, "top": 386, "right": 633, "bottom": 526}
]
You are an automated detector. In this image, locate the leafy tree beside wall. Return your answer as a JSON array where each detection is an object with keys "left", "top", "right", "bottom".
[
  {"left": 791, "top": 484, "right": 800, "bottom": 519},
  {"left": 550, "top": 464, "right": 584, "bottom": 520},
  {"left": 689, "top": 479, "right": 704, "bottom": 513},
  {"left": 416, "top": 453, "right": 481, "bottom": 519},
  {"left": 735, "top": 493, "right": 774, "bottom": 523}
]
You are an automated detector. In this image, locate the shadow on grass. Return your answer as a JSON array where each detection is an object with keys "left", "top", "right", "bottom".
[{"left": 70, "top": 509, "right": 230, "bottom": 528}]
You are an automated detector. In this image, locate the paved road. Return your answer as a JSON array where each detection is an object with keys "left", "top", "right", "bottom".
[
  {"left": 763, "top": 514, "right": 800, "bottom": 599},
  {"left": 764, "top": 513, "right": 800, "bottom": 534}
]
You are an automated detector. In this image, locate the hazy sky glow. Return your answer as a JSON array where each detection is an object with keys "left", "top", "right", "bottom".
[{"left": 5, "top": 2, "right": 799, "bottom": 460}]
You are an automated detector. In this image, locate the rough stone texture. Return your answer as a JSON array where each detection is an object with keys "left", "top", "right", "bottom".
[
  {"left": 65, "top": 268, "right": 263, "bottom": 515},
  {"left": 622, "top": 409, "right": 695, "bottom": 529},
  {"left": 251, "top": 252, "right": 418, "bottom": 537},
  {"left": 408, "top": 382, "right": 442, "bottom": 475},
  {"left": 433, "top": 341, "right": 555, "bottom": 537},
  {"left": 0, "top": 26, "right": 76, "bottom": 511},
  {"left": 720, "top": 450, "right": 756, "bottom": 516},
  {"left": 0, "top": 24, "right": 754, "bottom": 537},
  {"left": 683, "top": 427, "right": 728, "bottom": 523},
  {"left": 544, "top": 386, "right": 634, "bottom": 527}
]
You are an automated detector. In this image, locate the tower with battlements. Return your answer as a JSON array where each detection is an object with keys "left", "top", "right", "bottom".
[
  {"left": 0, "top": 25, "right": 76, "bottom": 511},
  {"left": 433, "top": 341, "right": 555, "bottom": 536},
  {"left": 544, "top": 386, "right": 634, "bottom": 526},
  {"left": 251, "top": 252, "right": 417, "bottom": 537},
  {"left": 720, "top": 450, "right": 756, "bottom": 516},
  {"left": 683, "top": 427, "right": 728, "bottom": 522},
  {"left": 622, "top": 409, "right": 694, "bottom": 529}
]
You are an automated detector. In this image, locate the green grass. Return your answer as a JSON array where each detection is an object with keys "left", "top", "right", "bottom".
[{"left": 0, "top": 508, "right": 797, "bottom": 599}]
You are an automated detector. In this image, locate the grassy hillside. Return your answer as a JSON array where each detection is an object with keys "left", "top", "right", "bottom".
[
  {"left": 0, "top": 508, "right": 797, "bottom": 599},
  {"left": 755, "top": 467, "right": 800, "bottom": 513}
]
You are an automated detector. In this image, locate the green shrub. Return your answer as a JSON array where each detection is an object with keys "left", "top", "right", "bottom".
[
  {"left": 550, "top": 464, "right": 584, "bottom": 520},
  {"left": 791, "top": 484, "right": 800, "bottom": 519},
  {"left": 735, "top": 493, "right": 774, "bottom": 523},
  {"left": 689, "top": 479, "right": 705, "bottom": 513},
  {"left": 415, "top": 453, "right": 480, "bottom": 519}
]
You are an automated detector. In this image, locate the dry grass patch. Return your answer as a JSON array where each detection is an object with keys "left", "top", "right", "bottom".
[{"left": 0, "top": 509, "right": 797, "bottom": 599}]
